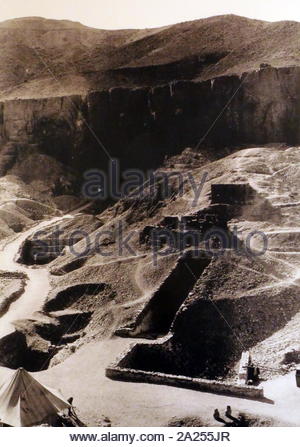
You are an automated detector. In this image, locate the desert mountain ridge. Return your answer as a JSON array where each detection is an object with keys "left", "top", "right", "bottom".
[{"left": 1, "top": 14, "right": 300, "bottom": 99}]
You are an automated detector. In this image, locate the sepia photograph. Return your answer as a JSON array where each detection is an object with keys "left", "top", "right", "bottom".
[{"left": 0, "top": 0, "right": 299, "bottom": 442}]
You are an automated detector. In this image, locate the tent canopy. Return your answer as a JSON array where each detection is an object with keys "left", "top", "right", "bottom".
[{"left": 0, "top": 367, "right": 70, "bottom": 426}]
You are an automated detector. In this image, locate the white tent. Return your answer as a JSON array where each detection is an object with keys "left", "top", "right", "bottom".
[{"left": 0, "top": 368, "right": 70, "bottom": 426}]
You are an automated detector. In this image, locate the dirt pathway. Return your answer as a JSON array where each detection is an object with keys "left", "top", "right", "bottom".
[{"left": 0, "top": 215, "right": 73, "bottom": 337}]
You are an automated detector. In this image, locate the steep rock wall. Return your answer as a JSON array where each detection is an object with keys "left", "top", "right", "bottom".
[{"left": 1, "top": 66, "right": 300, "bottom": 184}]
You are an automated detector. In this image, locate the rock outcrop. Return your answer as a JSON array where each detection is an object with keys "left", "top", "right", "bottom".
[{"left": 1, "top": 65, "right": 300, "bottom": 192}]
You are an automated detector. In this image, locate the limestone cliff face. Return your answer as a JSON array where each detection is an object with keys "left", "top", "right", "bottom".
[
  {"left": 0, "top": 96, "right": 85, "bottom": 160},
  {"left": 1, "top": 66, "right": 300, "bottom": 184},
  {"left": 86, "top": 66, "right": 300, "bottom": 170}
]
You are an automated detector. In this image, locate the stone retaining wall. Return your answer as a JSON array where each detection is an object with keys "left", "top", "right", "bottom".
[
  {"left": 106, "top": 364, "right": 264, "bottom": 400},
  {"left": 106, "top": 344, "right": 264, "bottom": 400}
]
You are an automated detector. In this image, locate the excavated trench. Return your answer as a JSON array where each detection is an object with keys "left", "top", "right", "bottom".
[
  {"left": 0, "top": 306, "right": 94, "bottom": 371},
  {"left": 0, "top": 330, "right": 53, "bottom": 371},
  {"left": 34, "top": 311, "right": 93, "bottom": 345},
  {"left": 50, "top": 256, "right": 88, "bottom": 276},
  {"left": 130, "top": 253, "right": 211, "bottom": 338},
  {"left": 44, "top": 283, "right": 106, "bottom": 312},
  {"left": 0, "top": 215, "right": 98, "bottom": 371},
  {"left": 119, "top": 280, "right": 300, "bottom": 379}
]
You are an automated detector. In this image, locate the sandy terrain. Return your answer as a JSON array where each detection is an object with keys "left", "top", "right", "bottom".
[
  {"left": 0, "top": 215, "right": 73, "bottom": 337},
  {"left": 31, "top": 337, "right": 300, "bottom": 427}
]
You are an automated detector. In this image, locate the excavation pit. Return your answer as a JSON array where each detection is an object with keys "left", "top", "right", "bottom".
[{"left": 127, "top": 253, "right": 211, "bottom": 338}]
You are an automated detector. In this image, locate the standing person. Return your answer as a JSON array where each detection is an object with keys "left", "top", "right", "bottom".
[
  {"left": 225, "top": 406, "right": 232, "bottom": 418},
  {"left": 213, "top": 409, "right": 226, "bottom": 424}
]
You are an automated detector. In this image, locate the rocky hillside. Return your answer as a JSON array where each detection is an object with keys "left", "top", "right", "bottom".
[
  {"left": 1, "top": 16, "right": 300, "bottom": 200},
  {"left": 3, "top": 144, "right": 300, "bottom": 379},
  {"left": 1, "top": 15, "right": 300, "bottom": 99}
]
